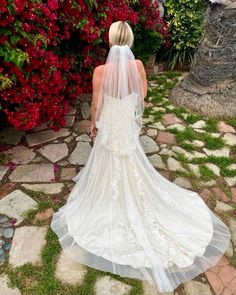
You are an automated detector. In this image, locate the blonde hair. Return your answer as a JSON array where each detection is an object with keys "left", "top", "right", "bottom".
[{"left": 108, "top": 21, "right": 134, "bottom": 48}]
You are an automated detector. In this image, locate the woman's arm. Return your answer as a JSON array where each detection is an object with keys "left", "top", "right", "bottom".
[
  {"left": 136, "top": 59, "right": 148, "bottom": 100},
  {"left": 90, "top": 65, "right": 103, "bottom": 139}
]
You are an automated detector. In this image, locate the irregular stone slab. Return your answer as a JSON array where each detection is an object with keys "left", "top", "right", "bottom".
[
  {"left": 69, "top": 141, "right": 92, "bottom": 165},
  {"left": 67, "top": 106, "right": 76, "bottom": 115},
  {"left": 146, "top": 129, "right": 158, "bottom": 137},
  {"left": 167, "top": 123, "right": 186, "bottom": 131},
  {"left": 162, "top": 113, "right": 182, "bottom": 126},
  {"left": 184, "top": 140, "right": 204, "bottom": 147},
  {"left": 65, "top": 115, "right": 75, "bottom": 127},
  {"left": 223, "top": 133, "right": 236, "bottom": 146},
  {"left": 215, "top": 201, "right": 233, "bottom": 213},
  {"left": 0, "top": 190, "right": 37, "bottom": 225},
  {"left": 0, "top": 274, "right": 22, "bottom": 295},
  {"left": 218, "top": 121, "right": 235, "bottom": 133},
  {"left": 224, "top": 176, "right": 236, "bottom": 187},
  {"left": 0, "top": 127, "right": 25, "bottom": 145},
  {"left": 156, "top": 131, "right": 176, "bottom": 145},
  {"left": 188, "top": 164, "right": 201, "bottom": 177},
  {"left": 225, "top": 241, "right": 234, "bottom": 258},
  {"left": 148, "top": 154, "right": 167, "bottom": 170},
  {"left": 142, "top": 281, "right": 173, "bottom": 295},
  {"left": 55, "top": 251, "right": 87, "bottom": 285},
  {"left": 174, "top": 177, "right": 192, "bottom": 189},
  {"left": 205, "top": 163, "right": 220, "bottom": 177},
  {"left": 231, "top": 187, "right": 236, "bottom": 202},
  {"left": 9, "top": 164, "right": 54, "bottom": 182},
  {"left": 212, "top": 187, "right": 231, "bottom": 203},
  {"left": 140, "top": 135, "right": 159, "bottom": 153},
  {"left": 73, "top": 120, "right": 91, "bottom": 135},
  {"left": 200, "top": 180, "right": 217, "bottom": 187},
  {"left": 148, "top": 122, "right": 165, "bottom": 130},
  {"left": 229, "top": 218, "right": 236, "bottom": 245},
  {"left": 38, "top": 143, "right": 68, "bottom": 163},
  {"left": 94, "top": 276, "right": 132, "bottom": 295},
  {"left": 21, "top": 183, "right": 64, "bottom": 194},
  {"left": 26, "top": 128, "right": 70, "bottom": 147},
  {"left": 191, "top": 120, "right": 206, "bottom": 129},
  {"left": 9, "top": 226, "right": 47, "bottom": 267},
  {"left": 167, "top": 157, "right": 185, "bottom": 172},
  {"left": 159, "top": 148, "right": 176, "bottom": 157},
  {"left": 61, "top": 168, "right": 77, "bottom": 180},
  {"left": 0, "top": 165, "right": 8, "bottom": 181},
  {"left": 205, "top": 256, "right": 236, "bottom": 295},
  {"left": 76, "top": 134, "right": 91, "bottom": 142},
  {"left": 0, "top": 183, "right": 16, "bottom": 200},
  {"left": 4, "top": 146, "right": 36, "bottom": 164},
  {"left": 184, "top": 280, "right": 212, "bottom": 295},
  {"left": 80, "top": 101, "right": 90, "bottom": 119},
  {"left": 34, "top": 208, "right": 54, "bottom": 222},
  {"left": 203, "top": 148, "right": 230, "bottom": 157}
]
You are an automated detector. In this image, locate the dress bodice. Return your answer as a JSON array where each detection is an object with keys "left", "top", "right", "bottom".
[{"left": 95, "top": 91, "right": 140, "bottom": 156}]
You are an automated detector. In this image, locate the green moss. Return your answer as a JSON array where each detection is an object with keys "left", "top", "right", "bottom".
[{"left": 199, "top": 165, "right": 216, "bottom": 181}]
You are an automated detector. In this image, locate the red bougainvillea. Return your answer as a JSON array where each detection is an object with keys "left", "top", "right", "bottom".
[{"left": 0, "top": 0, "right": 167, "bottom": 131}]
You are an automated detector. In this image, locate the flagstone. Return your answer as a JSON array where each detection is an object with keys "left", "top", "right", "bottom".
[
  {"left": 212, "top": 187, "right": 231, "bottom": 203},
  {"left": 34, "top": 208, "right": 54, "bottom": 222},
  {"left": 0, "top": 190, "right": 37, "bottom": 225},
  {"left": 199, "top": 180, "right": 217, "bottom": 187},
  {"left": 69, "top": 141, "right": 92, "bottom": 165},
  {"left": 76, "top": 134, "right": 91, "bottom": 142},
  {"left": 183, "top": 280, "right": 212, "bottom": 295},
  {"left": 223, "top": 133, "right": 236, "bottom": 146},
  {"left": 80, "top": 101, "right": 90, "bottom": 119},
  {"left": 21, "top": 183, "right": 64, "bottom": 194},
  {"left": 146, "top": 129, "right": 158, "bottom": 137},
  {"left": 67, "top": 105, "right": 76, "bottom": 115},
  {"left": 200, "top": 189, "right": 212, "bottom": 202},
  {"left": 215, "top": 201, "right": 233, "bottom": 212},
  {"left": 167, "top": 123, "right": 186, "bottom": 131},
  {"left": 140, "top": 135, "right": 159, "bottom": 153},
  {"left": 0, "top": 127, "right": 25, "bottom": 145},
  {"left": 231, "top": 187, "right": 236, "bottom": 202},
  {"left": 174, "top": 177, "right": 192, "bottom": 189},
  {"left": 162, "top": 113, "right": 182, "bottom": 126},
  {"left": 225, "top": 241, "right": 234, "bottom": 258},
  {"left": 159, "top": 148, "right": 176, "bottom": 157},
  {"left": 229, "top": 218, "right": 236, "bottom": 245},
  {"left": 65, "top": 115, "right": 75, "bottom": 127},
  {"left": 224, "top": 176, "right": 236, "bottom": 187},
  {"left": 73, "top": 120, "right": 91, "bottom": 134},
  {"left": 167, "top": 157, "right": 185, "bottom": 172},
  {"left": 142, "top": 281, "right": 173, "bottom": 295},
  {"left": 148, "top": 154, "right": 167, "bottom": 170},
  {"left": 191, "top": 120, "right": 206, "bottom": 129},
  {"left": 188, "top": 164, "right": 201, "bottom": 177},
  {"left": 0, "top": 183, "right": 16, "bottom": 200},
  {"left": 94, "top": 276, "right": 132, "bottom": 295},
  {"left": 55, "top": 251, "right": 87, "bottom": 285},
  {"left": 26, "top": 128, "right": 70, "bottom": 147},
  {"left": 9, "top": 226, "right": 47, "bottom": 267},
  {"left": 0, "top": 274, "right": 22, "bottom": 295},
  {"left": 218, "top": 121, "right": 235, "bottom": 133},
  {"left": 156, "top": 131, "right": 176, "bottom": 144},
  {"left": 147, "top": 122, "right": 165, "bottom": 130},
  {"left": 61, "top": 168, "right": 77, "bottom": 180},
  {"left": 38, "top": 143, "right": 68, "bottom": 163},
  {"left": 205, "top": 163, "right": 221, "bottom": 176},
  {"left": 9, "top": 164, "right": 54, "bottom": 182},
  {"left": 3, "top": 146, "right": 36, "bottom": 164},
  {"left": 203, "top": 148, "right": 230, "bottom": 157},
  {"left": 0, "top": 166, "right": 8, "bottom": 181}
]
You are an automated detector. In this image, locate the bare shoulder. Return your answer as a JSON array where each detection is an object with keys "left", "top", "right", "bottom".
[
  {"left": 135, "top": 59, "right": 146, "bottom": 76},
  {"left": 93, "top": 64, "right": 105, "bottom": 78}
]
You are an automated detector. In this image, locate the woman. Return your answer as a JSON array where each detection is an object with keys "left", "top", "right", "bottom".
[{"left": 50, "top": 21, "right": 231, "bottom": 293}]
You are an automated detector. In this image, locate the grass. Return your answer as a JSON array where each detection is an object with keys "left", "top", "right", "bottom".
[{"left": 199, "top": 165, "right": 216, "bottom": 181}]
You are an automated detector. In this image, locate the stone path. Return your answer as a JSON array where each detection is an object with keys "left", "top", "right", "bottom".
[{"left": 0, "top": 72, "right": 235, "bottom": 294}]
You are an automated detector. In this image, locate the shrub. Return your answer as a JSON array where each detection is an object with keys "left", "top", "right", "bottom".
[
  {"left": 163, "top": 0, "right": 205, "bottom": 69},
  {"left": 0, "top": 0, "right": 167, "bottom": 131}
]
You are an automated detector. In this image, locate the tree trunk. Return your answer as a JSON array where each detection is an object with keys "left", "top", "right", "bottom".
[{"left": 170, "top": 1, "right": 236, "bottom": 119}]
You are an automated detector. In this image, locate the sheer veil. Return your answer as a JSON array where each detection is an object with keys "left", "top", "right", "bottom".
[{"left": 95, "top": 44, "right": 145, "bottom": 132}]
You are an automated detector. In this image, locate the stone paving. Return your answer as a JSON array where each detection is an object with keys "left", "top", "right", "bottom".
[{"left": 0, "top": 72, "right": 235, "bottom": 294}]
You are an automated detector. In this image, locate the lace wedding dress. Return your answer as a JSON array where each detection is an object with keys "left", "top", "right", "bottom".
[{"left": 50, "top": 45, "right": 231, "bottom": 293}]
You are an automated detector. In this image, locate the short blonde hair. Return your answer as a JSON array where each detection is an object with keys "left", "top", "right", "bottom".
[{"left": 108, "top": 21, "right": 134, "bottom": 48}]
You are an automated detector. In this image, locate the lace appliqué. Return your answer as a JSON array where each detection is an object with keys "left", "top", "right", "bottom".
[{"left": 110, "top": 153, "right": 122, "bottom": 200}]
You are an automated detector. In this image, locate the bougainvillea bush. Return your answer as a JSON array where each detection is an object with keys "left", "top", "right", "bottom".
[{"left": 0, "top": 0, "right": 168, "bottom": 131}]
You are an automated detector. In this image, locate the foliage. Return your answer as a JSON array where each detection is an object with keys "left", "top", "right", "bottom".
[
  {"left": 163, "top": 0, "right": 205, "bottom": 69},
  {"left": 0, "top": 0, "right": 167, "bottom": 131}
]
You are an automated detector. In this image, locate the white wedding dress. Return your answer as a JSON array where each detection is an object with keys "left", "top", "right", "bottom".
[{"left": 50, "top": 91, "right": 231, "bottom": 293}]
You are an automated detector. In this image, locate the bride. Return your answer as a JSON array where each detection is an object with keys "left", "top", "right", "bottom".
[{"left": 50, "top": 21, "right": 231, "bottom": 293}]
